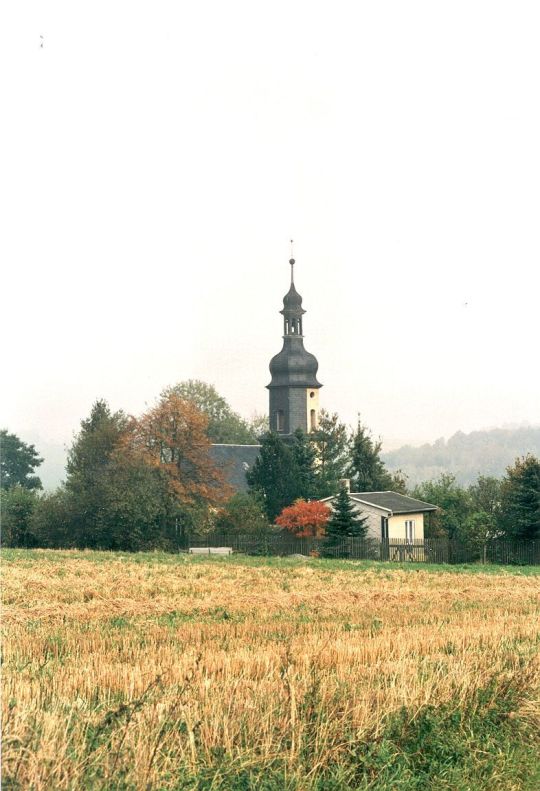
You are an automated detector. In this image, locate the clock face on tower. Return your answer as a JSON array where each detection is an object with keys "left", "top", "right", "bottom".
[{"left": 267, "top": 257, "right": 322, "bottom": 437}]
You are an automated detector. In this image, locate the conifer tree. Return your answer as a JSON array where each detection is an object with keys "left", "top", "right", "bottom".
[
  {"left": 324, "top": 484, "right": 368, "bottom": 556},
  {"left": 291, "top": 428, "right": 318, "bottom": 500},
  {"left": 246, "top": 432, "right": 301, "bottom": 521},
  {"left": 65, "top": 400, "right": 128, "bottom": 547},
  {"left": 310, "top": 410, "right": 349, "bottom": 497},
  {"left": 349, "top": 417, "right": 407, "bottom": 492}
]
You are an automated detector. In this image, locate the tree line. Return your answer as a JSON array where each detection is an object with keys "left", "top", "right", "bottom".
[{"left": 2, "top": 380, "right": 539, "bottom": 550}]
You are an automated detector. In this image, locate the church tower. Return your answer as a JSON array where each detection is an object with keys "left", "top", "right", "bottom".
[{"left": 267, "top": 256, "right": 322, "bottom": 436}]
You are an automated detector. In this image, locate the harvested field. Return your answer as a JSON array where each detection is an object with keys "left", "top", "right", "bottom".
[{"left": 2, "top": 550, "right": 540, "bottom": 790}]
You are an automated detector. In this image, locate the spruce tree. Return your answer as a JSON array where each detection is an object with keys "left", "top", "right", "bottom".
[
  {"left": 324, "top": 484, "right": 368, "bottom": 556},
  {"left": 65, "top": 400, "right": 128, "bottom": 547},
  {"left": 349, "top": 417, "right": 405, "bottom": 492},
  {"left": 311, "top": 410, "right": 349, "bottom": 497},
  {"left": 291, "top": 428, "right": 318, "bottom": 500}
]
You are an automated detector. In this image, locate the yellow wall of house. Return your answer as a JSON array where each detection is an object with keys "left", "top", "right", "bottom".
[{"left": 388, "top": 513, "right": 424, "bottom": 540}]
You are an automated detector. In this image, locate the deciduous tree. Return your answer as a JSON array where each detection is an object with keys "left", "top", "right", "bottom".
[
  {"left": 247, "top": 413, "right": 269, "bottom": 441},
  {"left": 215, "top": 492, "right": 269, "bottom": 535},
  {"left": 100, "top": 448, "right": 172, "bottom": 550},
  {"left": 412, "top": 474, "right": 470, "bottom": 538},
  {"left": 468, "top": 475, "right": 502, "bottom": 519},
  {"left": 0, "top": 486, "right": 38, "bottom": 547},
  {"left": 126, "top": 392, "right": 231, "bottom": 508},
  {"left": 32, "top": 488, "right": 74, "bottom": 549},
  {"left": 275, "top": 498, "right": 329, "bottom": 538},
  {"left": 163, "top": 380, "right": 257, "bottom": 444},
  {"left": 1, "top": 430, "right": 43, "bottom": 490},
  {"left": 459, "top": 511, "right": 499, "bottom": 558},
  {"left": 499, "top": 455, "right": 540, "bottom": 540}
]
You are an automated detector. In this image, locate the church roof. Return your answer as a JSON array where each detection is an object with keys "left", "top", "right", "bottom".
[
  {"left": 281, "top": 283, "right": 306, "bottom": 315},
  {"left": 268, "top": 338, "right": 321, "bottom": 388},
  {"left": 268, "top": 257, "right": 322, "bottom": 390},
  {"left": 210, "top": 444, "right": 261, "bottom": 492}
]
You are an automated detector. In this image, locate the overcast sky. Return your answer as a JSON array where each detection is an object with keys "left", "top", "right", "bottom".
[{"left": 2, "top": 1, "right": 539, "bottom": 472}]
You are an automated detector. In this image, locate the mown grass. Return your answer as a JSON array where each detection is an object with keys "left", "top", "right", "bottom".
[{"left": 2, "top": 550, "right": 540, "bottom": 790}]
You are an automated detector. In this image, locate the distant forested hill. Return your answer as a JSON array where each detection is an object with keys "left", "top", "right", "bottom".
[{"left": 382, "top": 426, "right": 540, "bottom": 486}]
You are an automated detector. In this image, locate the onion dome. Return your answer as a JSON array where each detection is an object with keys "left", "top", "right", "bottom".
[
  {"left": 281, "top": 260, "right": 306, "bottom": 317},
  {"left": 267, "top": 257, "right": 322, "bottom": 389},
  {"left": 269, "top": 338, "right": 321, "bottom": 388}
]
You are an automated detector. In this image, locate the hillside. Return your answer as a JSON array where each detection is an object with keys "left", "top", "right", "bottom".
[{"left": 383, "top": 426, "right": 540, "bottom": 486}]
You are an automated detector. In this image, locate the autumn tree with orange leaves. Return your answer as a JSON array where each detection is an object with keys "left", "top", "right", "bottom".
[
  {"left": 275, "top": 498, "right": 330, "bottom": 538},
  {"left": 124, "top": 392, "right": 232, "bottom": 509}
]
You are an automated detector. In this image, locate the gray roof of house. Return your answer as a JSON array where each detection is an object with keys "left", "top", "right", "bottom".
[
  {"left": 349, "top": 491, "right": 438, "bottom": 514},
  {"left": 210, "top": 444, "right": 261, "bottom": 493}
]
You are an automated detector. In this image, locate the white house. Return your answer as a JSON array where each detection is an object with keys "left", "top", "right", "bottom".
[{"left": 321, "top": 488, "right": 438, "bottom": 542}]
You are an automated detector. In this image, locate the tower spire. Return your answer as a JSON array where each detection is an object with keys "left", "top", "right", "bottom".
[{"left": 267, "top": 251, "right": 322, "bottom": 436}]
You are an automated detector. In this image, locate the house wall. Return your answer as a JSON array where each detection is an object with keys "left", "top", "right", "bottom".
[
  {"left": 325, "top": 497, "right": 428, "bottom": 542},
  {"left": 388, "top": 513, "right": 425, "bottom": 540},
  {"left": 327, "top": 499, "right": 389, "bottom": 540}
]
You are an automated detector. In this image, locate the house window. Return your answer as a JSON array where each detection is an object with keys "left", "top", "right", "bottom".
[
  {"left": 276, "top": 410, "right": 284, "bottom": 432},
  {"left": 381, "top": 517, "right": 389, "bottom": 540},
  {"left": 310, "top": 409, "right": 316, "bottom": 431},
  {"left": 405, "top": 519, "right": 415, "bottom": 542}
]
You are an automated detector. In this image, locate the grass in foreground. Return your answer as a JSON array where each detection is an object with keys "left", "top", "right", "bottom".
[
  {"left": 2, "top": 550, "right": 540, "bottom": 789},
  {"left": 4, "top": 547, "right": 540, "bottom": 574}
]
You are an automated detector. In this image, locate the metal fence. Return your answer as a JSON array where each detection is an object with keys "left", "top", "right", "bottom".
[{"left": 184, "top": 533, "right": 540, "bottom": 565}]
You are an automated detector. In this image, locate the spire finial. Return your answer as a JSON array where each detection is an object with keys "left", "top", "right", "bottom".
[{"left": 289, "top": 239, "right": 295, "bottom": 284}]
